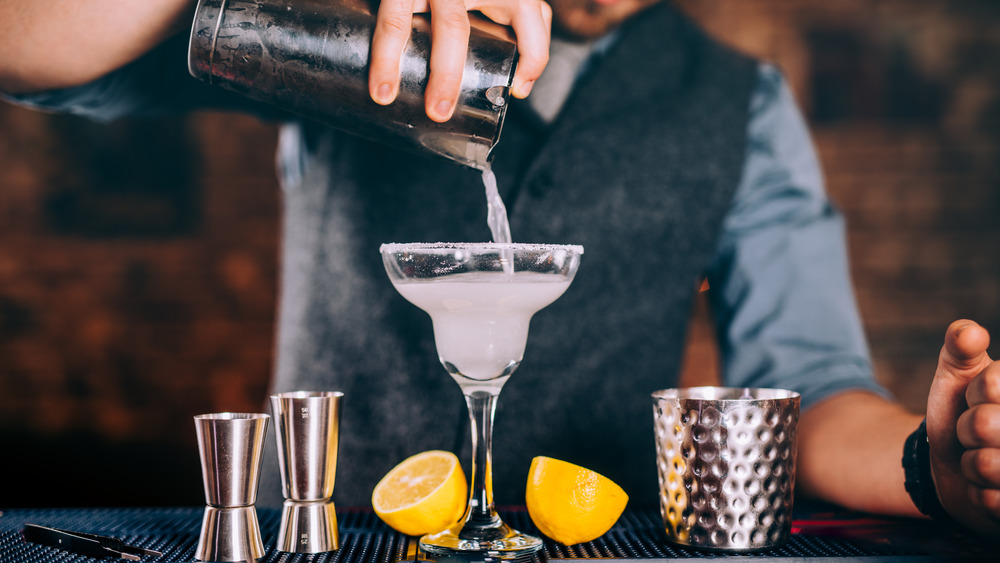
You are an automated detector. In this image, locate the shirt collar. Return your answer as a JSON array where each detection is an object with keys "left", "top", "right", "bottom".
[{"left": 525, "top": 30, "right": 621, "bottom": 124}]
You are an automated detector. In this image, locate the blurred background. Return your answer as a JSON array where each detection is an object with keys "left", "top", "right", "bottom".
[{"left": 1, "top": 0, "right": 999, "bottom": 507}]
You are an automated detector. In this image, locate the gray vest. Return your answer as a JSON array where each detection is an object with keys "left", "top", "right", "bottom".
[{"left": 260, "top": 3, "right": 757, "bottom": 508}]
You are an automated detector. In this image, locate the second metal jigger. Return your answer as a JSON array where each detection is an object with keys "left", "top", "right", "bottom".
[
  {"left": 194, "top": 412, "right": 270, "bottom": 562},
  {"left": 270, "top": 391, "right": 344, "bottom": 554}
]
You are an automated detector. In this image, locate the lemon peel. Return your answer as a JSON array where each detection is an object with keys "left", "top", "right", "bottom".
[{"left": 526, "top": 456, "right": 628, "bottom": 545}]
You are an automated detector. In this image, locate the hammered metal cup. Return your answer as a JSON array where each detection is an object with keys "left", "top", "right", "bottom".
[{"left": 652, "top": 387, "right": 799, "bottom": 551}]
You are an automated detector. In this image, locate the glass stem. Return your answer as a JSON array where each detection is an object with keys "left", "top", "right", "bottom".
[{"left": 463, "top": 389, "right": 502, "bottom": 532}]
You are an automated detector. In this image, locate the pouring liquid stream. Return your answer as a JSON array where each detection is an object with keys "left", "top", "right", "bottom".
[{"left": 483, "top": 166, "right": 514, "bottom": 276}]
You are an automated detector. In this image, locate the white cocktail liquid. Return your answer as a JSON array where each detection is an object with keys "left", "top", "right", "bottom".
[
  {"left": 482, "top": 167, "right": 515, "bottom": 277},
  {"left": 392, "top": 272, "right": 571, "bottom": 390},
  {"left": 482, "top": 167, "right": 511, "bottom": 244}
]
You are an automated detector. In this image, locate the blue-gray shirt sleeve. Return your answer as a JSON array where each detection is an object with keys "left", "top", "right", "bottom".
[{"left": 707, "top": 63, "right": 891, "bottom": 410}]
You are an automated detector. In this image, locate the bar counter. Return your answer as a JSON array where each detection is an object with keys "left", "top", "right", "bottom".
[{"left": 0, "top": 504, "right": 996, "bottom": 562}]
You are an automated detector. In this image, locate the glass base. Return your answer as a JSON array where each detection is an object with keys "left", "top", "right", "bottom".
[{"left": 419, "top": 519, "right": 543, "bottom": 560}]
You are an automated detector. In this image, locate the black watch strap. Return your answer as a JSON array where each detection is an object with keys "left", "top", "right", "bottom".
[{"left": 902, "top": 418, "right": 951, "bottom": 521}]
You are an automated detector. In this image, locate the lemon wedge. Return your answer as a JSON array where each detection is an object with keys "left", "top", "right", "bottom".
[
  {"left": 372, "top": 450, "right": 468, "bottom": 536},
  {"left": 526, "top": 456, "right": 628, "bottom": 545}
]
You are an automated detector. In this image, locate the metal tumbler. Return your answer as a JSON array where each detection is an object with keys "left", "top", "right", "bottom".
[
  {"left": 193, "top": 412, "right": 270, "bottom": 562},
  {"left": 188, "top": 0, "right": 517, "bottom": 169},
  {"left": 652, "top": 387, "right": 800, "bottom": 552}
]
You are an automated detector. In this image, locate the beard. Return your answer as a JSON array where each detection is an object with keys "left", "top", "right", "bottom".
[{"left": 549, "top": 0, "right": 663, "bottom": 40}]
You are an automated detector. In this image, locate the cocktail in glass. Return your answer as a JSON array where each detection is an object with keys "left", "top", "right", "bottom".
[{"left": 380, "top": 242, "right": 583, "bottom": 558}]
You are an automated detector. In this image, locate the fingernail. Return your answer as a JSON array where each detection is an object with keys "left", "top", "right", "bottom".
[
  {"left": 434, "top": 99, "right": 453, "bottom": 120},
  {"left": 517, "top": 80, "right": 535, "bottom": 98},
  {"left": 375, "top": 83, "right": 393, "bottom": 104}
]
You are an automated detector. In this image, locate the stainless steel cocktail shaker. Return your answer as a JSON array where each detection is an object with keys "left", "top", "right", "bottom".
[{"left": 188, "top": 0, "right": 517, "bottom": 169}]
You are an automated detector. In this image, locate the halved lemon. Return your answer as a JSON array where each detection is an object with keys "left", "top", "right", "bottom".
[
  {"left": 372, "top": 450, "right": 468, "bottom": 536},
  {"left": 526, "top": 456, "right": 628, "bottom": 545}
]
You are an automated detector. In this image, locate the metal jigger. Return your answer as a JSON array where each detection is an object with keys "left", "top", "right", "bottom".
[
  {"left": 270, "top": 391, "right": 343, "bottom": 554},
  {"left": 194, "top": 412, "right": 270, "bottom": 562}
]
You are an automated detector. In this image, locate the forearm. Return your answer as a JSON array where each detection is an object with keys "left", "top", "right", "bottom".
[
  {"left": 0, "top": 0, "right": 195, "bottom": 94},
  {"left": 797, "top": 390, "right": 924, "bottom": 517}
]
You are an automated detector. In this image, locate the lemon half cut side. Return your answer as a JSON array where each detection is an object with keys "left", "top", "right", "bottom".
[{"left": 372, "top": 450, "right": 468, "bottom": 537}]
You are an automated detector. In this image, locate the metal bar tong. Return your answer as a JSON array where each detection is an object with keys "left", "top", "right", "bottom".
[{"left": 22, "top": 523, "right": 163, "bottom": 560}]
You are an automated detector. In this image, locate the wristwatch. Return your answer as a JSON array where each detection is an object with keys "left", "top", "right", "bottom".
[{"left": 902, "top": 418, "right": 951, "bottom": 521}]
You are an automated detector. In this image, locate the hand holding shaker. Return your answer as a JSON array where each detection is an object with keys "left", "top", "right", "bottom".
[
  {"left": 188, "top": 0, "right": 517, "bottom": 169},
  {"left": 652, "top": 387, "right": 799, "bottom": 552}
]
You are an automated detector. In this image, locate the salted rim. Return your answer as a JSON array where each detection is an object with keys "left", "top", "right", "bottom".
[{"left": 379, "top": 242, "right": 584, "bottom": 254}]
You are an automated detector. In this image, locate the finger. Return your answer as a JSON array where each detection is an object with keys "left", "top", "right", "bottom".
[
  {"left": 957, "top": 404, "right": 1000, "bottom": 449},
  {"left": 424, "top": 0, "right": 470, "bottom": 122},
  {"left": 967, "top": 362, "right": 1000, "bottom": 408},
  {"left": 927, "top": 320, "right": 991, "bottom": 434},
  {"left": 371, "top": 0, "right": 417, "bottom": 105},
  {"left": 941, "top": 319, "right": 991, "bottom": 376},
  {"left": 926, "top": 320, "right": 992, "bottom": 471},
  {"left": 968, "top": 485, "right": 1000, "bottom": 521},
  {"left": 961, "top": 448, "right": 1000, "bottom": 487},
  {"left": 505, "top": 0, "right": 551, "bottom": 98},
  {"left": 541, "top": 1, "right": 552, "bottom": 38}
]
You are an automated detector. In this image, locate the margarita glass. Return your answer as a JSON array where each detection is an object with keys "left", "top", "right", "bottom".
[{"left": 380, "top": 242, "right": 583, "bottom": 558}]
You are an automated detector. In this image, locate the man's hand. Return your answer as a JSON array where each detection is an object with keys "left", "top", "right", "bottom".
[
  {"left": 927, "top": 319, "right": 1000, "bottom": 536},
  {"left": 369, "top": 0, "right": 552, "bottom": 122}
]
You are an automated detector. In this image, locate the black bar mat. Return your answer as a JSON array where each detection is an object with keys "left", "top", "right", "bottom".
[{"left": 0, "top": 507, "right": 992, "bottom": 562}]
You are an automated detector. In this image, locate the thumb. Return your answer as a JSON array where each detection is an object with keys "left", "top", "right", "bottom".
[{"left": 926, "top": 319, "right": 991, "bottom": 461}]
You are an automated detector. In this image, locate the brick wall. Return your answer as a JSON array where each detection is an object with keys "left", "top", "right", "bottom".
[
  {"left": 0, "top": 111, "right": 280, "bottom": 505},
  {"left": 2, "top": 0, "right": 999, "bottom": 506},
  {"left": 676, "top": 0, "right": 1000, "bottom": 414}
]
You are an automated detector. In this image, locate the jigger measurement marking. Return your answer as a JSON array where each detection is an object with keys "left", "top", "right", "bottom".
[{"left": 271, "top": 391, "right": 343, "bottom": 554}]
